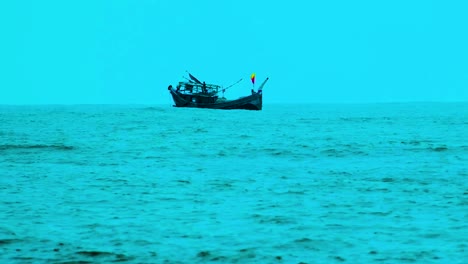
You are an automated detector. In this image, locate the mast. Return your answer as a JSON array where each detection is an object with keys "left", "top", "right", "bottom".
[{"left": 257, "top": 77, "right": 269, "bottom": 93}]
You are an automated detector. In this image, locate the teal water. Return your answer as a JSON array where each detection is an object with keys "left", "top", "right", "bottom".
[{"left": 0, "top": 103, "right": 467, "bottom": 263}]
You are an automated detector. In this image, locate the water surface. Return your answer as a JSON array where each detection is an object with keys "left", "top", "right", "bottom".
[{"left": 0, "top": 103, "right": 466, "bottom": 263}]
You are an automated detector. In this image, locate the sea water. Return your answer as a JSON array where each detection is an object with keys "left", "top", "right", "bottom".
[{"left": 0, "top": 103, "right": 466, "bottom": 263}]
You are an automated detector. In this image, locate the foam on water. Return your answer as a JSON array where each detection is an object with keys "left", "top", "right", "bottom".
[{"left": 0, "top": 103, "right": 467, "bottom": 263}]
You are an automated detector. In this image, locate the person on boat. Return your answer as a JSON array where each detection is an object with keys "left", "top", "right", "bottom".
[{"left": 202, "top": 82, "right": 207, "bottom": 94}]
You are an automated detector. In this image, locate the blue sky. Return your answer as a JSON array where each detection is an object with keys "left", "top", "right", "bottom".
[{"left": 1, "top": 0, "right": 467, "bottom": 104}]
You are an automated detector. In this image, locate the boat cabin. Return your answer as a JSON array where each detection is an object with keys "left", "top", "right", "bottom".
[{"left": 174, "top": 81, "right": 222, "bottom": 104}]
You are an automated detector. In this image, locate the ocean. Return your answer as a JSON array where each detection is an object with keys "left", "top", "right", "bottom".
[{"left": 0, "top": 103, "right": 466, "bottom": 263}]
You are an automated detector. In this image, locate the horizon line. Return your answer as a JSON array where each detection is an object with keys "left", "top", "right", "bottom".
[{"left": 0, "top": 101, "right": 467, "bottom": 106}]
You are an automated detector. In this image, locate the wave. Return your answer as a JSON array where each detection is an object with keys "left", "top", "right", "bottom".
[
  {"left": 72, "top": 251, "right": 134, "bottom": 262},
  {"left": 0, "top": 238, "right": 22, "bottom": 245},
  {"left": 402, "top": 145, "right": 449, "bottom": 152},
  {"left": 320, "top": 148, "right": 368, "bottom": 157},
  {"left": 141, "top": 106, "right": 166, "bottom": 112},
  {"left": 0, "top": 144, "right": 74, "bottom": 151},
  {"left": 431, "top": 146, "right": 448, "bottom": 152},
  {"left": 400, "top": 140, "right": 434, "bottom": 146}
]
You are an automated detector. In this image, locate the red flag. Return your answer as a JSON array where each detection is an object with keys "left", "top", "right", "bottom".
[{"left": 250, "top": 73, "right": 256, "bottom": 84}]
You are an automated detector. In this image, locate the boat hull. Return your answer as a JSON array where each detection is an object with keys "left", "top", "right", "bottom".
[{"left": 169, "top": 89, "right": 262, "bottom": 110}]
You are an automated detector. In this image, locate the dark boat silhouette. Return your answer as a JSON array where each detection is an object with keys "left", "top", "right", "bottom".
[{"left": 168, "top": 73, "right": 268, "bottom": 110}]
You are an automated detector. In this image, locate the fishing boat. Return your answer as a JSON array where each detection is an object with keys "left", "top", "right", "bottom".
[{"left": 168, "top": 73, "right": 268, "bottom": 110}]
